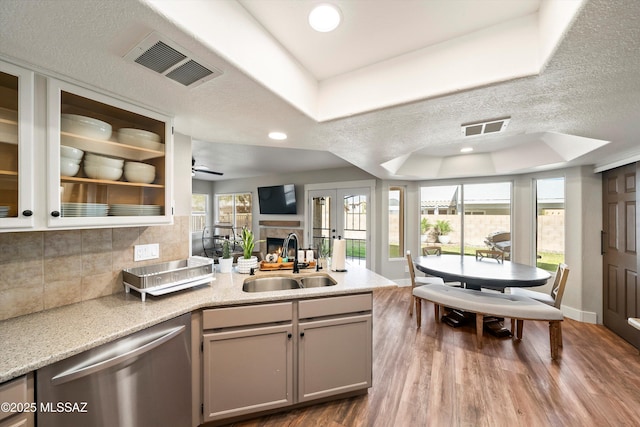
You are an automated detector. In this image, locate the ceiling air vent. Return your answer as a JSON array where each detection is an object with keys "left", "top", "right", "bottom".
[
  {"left": 461, "top": 117, "right": 510, "bottom": 137},
  {"left": 124, "top": 32, "right": 223, "bottom": 88}
]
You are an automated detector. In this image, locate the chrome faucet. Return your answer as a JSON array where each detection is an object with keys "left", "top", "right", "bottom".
[{"left": 282, "top": 232, "right": 299, "bottom": 273}]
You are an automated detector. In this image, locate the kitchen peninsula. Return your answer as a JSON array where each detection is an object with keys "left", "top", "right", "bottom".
[{"left": 0, "top": 264, "right": 395, "bottom": 425}]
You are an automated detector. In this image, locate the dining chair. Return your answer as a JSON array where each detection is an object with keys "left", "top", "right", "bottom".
[
  {"left": 424, "top": 246, "right": 463, "bottom": 288},
  {"left": 422, "top": 246, "right": 441, "bottom": 256},
  {"left": 475, "top": 249, "right": 504, "bottom": 263},
  {"left": 407, "top": 250, "right": 444, "bottom": 316},
  {"left": 475, "top": 249, "right": 507, "bottom": 292},
  {"left": 509, "top": 263, "right": 570, "bottom": 343}
]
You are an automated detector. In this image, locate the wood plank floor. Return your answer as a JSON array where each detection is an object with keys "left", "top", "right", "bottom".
[{"left": 230, "top": 287, "right": 640, "bottom": 426}]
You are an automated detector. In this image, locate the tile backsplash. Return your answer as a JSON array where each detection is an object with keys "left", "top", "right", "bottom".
[{"left": 0, "top": 216, "right": 190, "bottom": 321}]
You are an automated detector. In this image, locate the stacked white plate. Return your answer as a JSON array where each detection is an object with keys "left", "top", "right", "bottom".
[
  {"left": 124, "top": 161, "right": 155, "bottom": 184},
  {"left": 61, "top": 202, "right": 108, "bottom": 217},
  {"left": 61, "top": 114, "right": 112, "bottom": 140},
  {"left": 60, "top": 145, "right": 84, "bottom": 176},
  {"left": 84, "top": 153, "right": 124, "bottom": 181},
  {"left": 0, "top": 206, "right": 10, "bottom": 218},
  {"left": 117, "top": 128, "right": 163, "bottom": 151},
  {"left": 109, "top": 204, "right": 162, "bottom": 216}
]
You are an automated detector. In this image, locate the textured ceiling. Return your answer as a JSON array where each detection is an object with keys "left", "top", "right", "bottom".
[{"left": 0, "top": 0, "right": 639, "bottom": 182}]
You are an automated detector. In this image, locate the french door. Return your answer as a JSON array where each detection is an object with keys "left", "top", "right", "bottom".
[{"left": 308, "top": 188, "right": 370, "bottom": 268}]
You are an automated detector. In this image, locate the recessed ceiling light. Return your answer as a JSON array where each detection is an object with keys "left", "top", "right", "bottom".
[
  {"left": 308, "top": 4, "right": 342, "bottom": 32},
  {"left": 268, "top": 131, "right": 287, "bottom": 140},
  {"left": 460, "top": 147, "right": 474, "bottom": 153}
]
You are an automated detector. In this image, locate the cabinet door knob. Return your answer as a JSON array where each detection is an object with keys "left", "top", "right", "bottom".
[
  {"left": 287, "top": 333, "right": 292, "bottom": 339},
  {"left": 22, "top": 210, "right": 33, "bottom": 217},
  {"left": 300, "top": 332, "right": 305, "bottom": 338},
  {"left": 51, "top": 211, "right": 60, "bottom": 217}
]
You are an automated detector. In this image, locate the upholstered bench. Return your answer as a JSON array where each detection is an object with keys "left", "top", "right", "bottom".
[{"left": 413, "top": 284, "right": 564, "bottom": 359}]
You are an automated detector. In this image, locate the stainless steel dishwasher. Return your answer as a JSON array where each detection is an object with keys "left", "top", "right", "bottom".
[{"left": 37, "top": 313, "right": 191, "bottom": 427}]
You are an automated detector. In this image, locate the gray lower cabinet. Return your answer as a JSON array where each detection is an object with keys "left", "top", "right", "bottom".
[
  {"left": 297, "top": 293, "right": 373, "bottom": 403},
  {"left": 202, "top": 302, "right": 294, "bottom": 422},
  {"left": 298, "top": 313, "right": 372, "bottom": 402},
  {"left": 0, "top": 374, "right": 34, "bottom": 427},
  {"left": 201, "top": 293, "right": 373, "bottom": 423}
]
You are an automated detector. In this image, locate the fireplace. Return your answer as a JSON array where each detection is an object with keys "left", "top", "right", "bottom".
[
  {"left": 259, "top": 221, "right": 306, "bottom": 258},
  {"left": 266, "top": 237, "right": 300, "bottom": 258},
  {"left": 266, "top": 237, "right": 285, "bottom": 256}
]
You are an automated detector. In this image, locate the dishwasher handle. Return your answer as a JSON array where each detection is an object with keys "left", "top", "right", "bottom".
[{"left": 51, "top": 325, "right": 185, "bottom": 386}]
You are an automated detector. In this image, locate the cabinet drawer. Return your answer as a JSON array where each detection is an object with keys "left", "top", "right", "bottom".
[
  {"left": 0, "top": 374, "right": 32, "bottom": 422},
  {"left": 203, "top": 302, "right": 293, "bottom": 329},
  {"left": 299, "top": 293, "right": 372, "bottom": 319}
]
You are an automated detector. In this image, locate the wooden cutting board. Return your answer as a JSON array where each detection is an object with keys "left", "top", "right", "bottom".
[{"left": 259, "top": 261, "right": 316, "bottom": 271}]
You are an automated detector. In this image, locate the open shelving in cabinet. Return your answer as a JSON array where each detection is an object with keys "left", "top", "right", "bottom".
[
  {"left": 0, "top": 60, "right": 34, "bottom": 231},
  {"left": 48, "top": 79, "right": 172, "bottom": 227},
  {"left": 0, "top": 71, "right": 20, "bottom": 220}
]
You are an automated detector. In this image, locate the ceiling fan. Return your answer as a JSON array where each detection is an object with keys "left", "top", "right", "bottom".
[{"left": 192, "top": 157, "right": 223, "bottom": 176}]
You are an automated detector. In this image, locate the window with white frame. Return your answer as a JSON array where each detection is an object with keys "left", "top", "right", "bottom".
[
  {"left": 215, "top": 193, "right": 252, "bottom": 232},
  {"left": 388, "top": 186, "right": 404, "bottom": 258},
  {"left": 191, "top": 193, "right": 208, "bottom": 232}
]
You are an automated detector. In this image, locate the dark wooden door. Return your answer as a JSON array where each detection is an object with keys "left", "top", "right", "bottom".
[{"left": 602, "top": 163, "right": 640, "bottom": 348}]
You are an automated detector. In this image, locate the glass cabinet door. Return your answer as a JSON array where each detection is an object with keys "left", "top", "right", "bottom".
[
  {"left": 46, "top": 79, "right": 172, "bottom": 228},
  {"left": 0, "top": 62, "right": 34, "bottom": 230}
]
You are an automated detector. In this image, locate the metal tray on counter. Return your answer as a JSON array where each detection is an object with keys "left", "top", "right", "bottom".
[{"left": 123, "top": 256, "right": 215, "bottom": 301}]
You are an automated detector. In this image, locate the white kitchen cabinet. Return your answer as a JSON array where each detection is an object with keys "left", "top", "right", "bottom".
[
  {"left": 0, "top": 373, "right": 35, "bottom": 427},
  {"left": 200, "top": 293, "right": 373, "bottom": 423},
  {"left": 46, "top": 78, "right": 173, "bottom": 228},
  {"left": 202, "top": 303, "right": 294, "bottom": 422},
  {"left": 0, "top": 59, "right": 173, "bottom": 232},
  {"left": 0, "top": 61, "right": 35, "bottom": 230}
]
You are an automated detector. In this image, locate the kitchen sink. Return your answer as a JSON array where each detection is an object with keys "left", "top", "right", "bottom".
[
  {"left": 242, "top": 273, "right": 337, "bottom": 292},
  {"left": 242, "top": 276, "right": 301, "bottom": 292},
  {"left": 299, "top": 275, "right": 337, "bottom": 288}
]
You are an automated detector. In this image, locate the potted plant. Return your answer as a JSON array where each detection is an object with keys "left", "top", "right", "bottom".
[
  {"left": 434, "top": 219, "right": 453, "bottom": 244},
  {"left": 236, "top": 227, "right": 263, "bottom": 274},
  {"left": 420, "top": 217, "right": 433, "bottom": 242},
  {"left": 218, "top": 239, "right": 233, "bottom": 273},
  {"left": 317, "top": 238, "right": 331, "bottom": 270}
]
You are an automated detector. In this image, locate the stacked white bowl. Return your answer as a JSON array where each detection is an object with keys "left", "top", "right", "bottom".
[
  {"left": 60, "top": 145, "right": 84, "bottom": 176},
  {"left": 118, "top": 128, "right": 161, "bottom": 150},
  {"left": 124, "top": 161, "right": 156, "bottom": 184},
  {"left": 61, "top": 114, "right": 112, "bottom": 140},
  {"left": 84, "top": 153, "right": 124, "bottom": 180}
]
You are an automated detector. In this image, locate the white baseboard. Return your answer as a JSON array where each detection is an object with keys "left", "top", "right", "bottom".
[
  {"left": 395, "top": 279, "right": 411, "bottom": 287},
  {"left": 562, "top": 304, "right": 598, "bottom": 324}
]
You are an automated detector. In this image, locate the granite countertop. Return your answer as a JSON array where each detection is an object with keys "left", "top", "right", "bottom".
[{"left": 0, "top": 263, "right": 396, "bottom": 383}]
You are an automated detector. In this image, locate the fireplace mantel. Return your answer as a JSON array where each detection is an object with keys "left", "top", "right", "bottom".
[
  {"left": 258, "top": 220, "right": 305, "bottom": 254},
  {"left": 258, "top": 220, "right": 301, "bottom": 227}
]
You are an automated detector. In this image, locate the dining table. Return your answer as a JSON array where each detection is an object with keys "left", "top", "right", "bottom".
[
  {"left": 413, "top": 254, "right": 552, "bottom": 334},
  {"left": 414, "top": 254, "right": 551, "bottom": 291}
]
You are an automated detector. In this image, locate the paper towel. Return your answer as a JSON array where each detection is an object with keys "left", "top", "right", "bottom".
[{"left": 331, "top": 238, "right": 347, "bottom": 271}]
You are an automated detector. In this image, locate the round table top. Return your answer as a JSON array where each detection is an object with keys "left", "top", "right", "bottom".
[{"left": 414, "top": 254, "right": 551, "bottom": 289}]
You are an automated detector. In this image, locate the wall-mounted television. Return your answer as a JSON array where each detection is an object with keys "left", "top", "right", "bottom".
[{"left": 258, "top": 184, "right": 297, "bottom": 214}]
